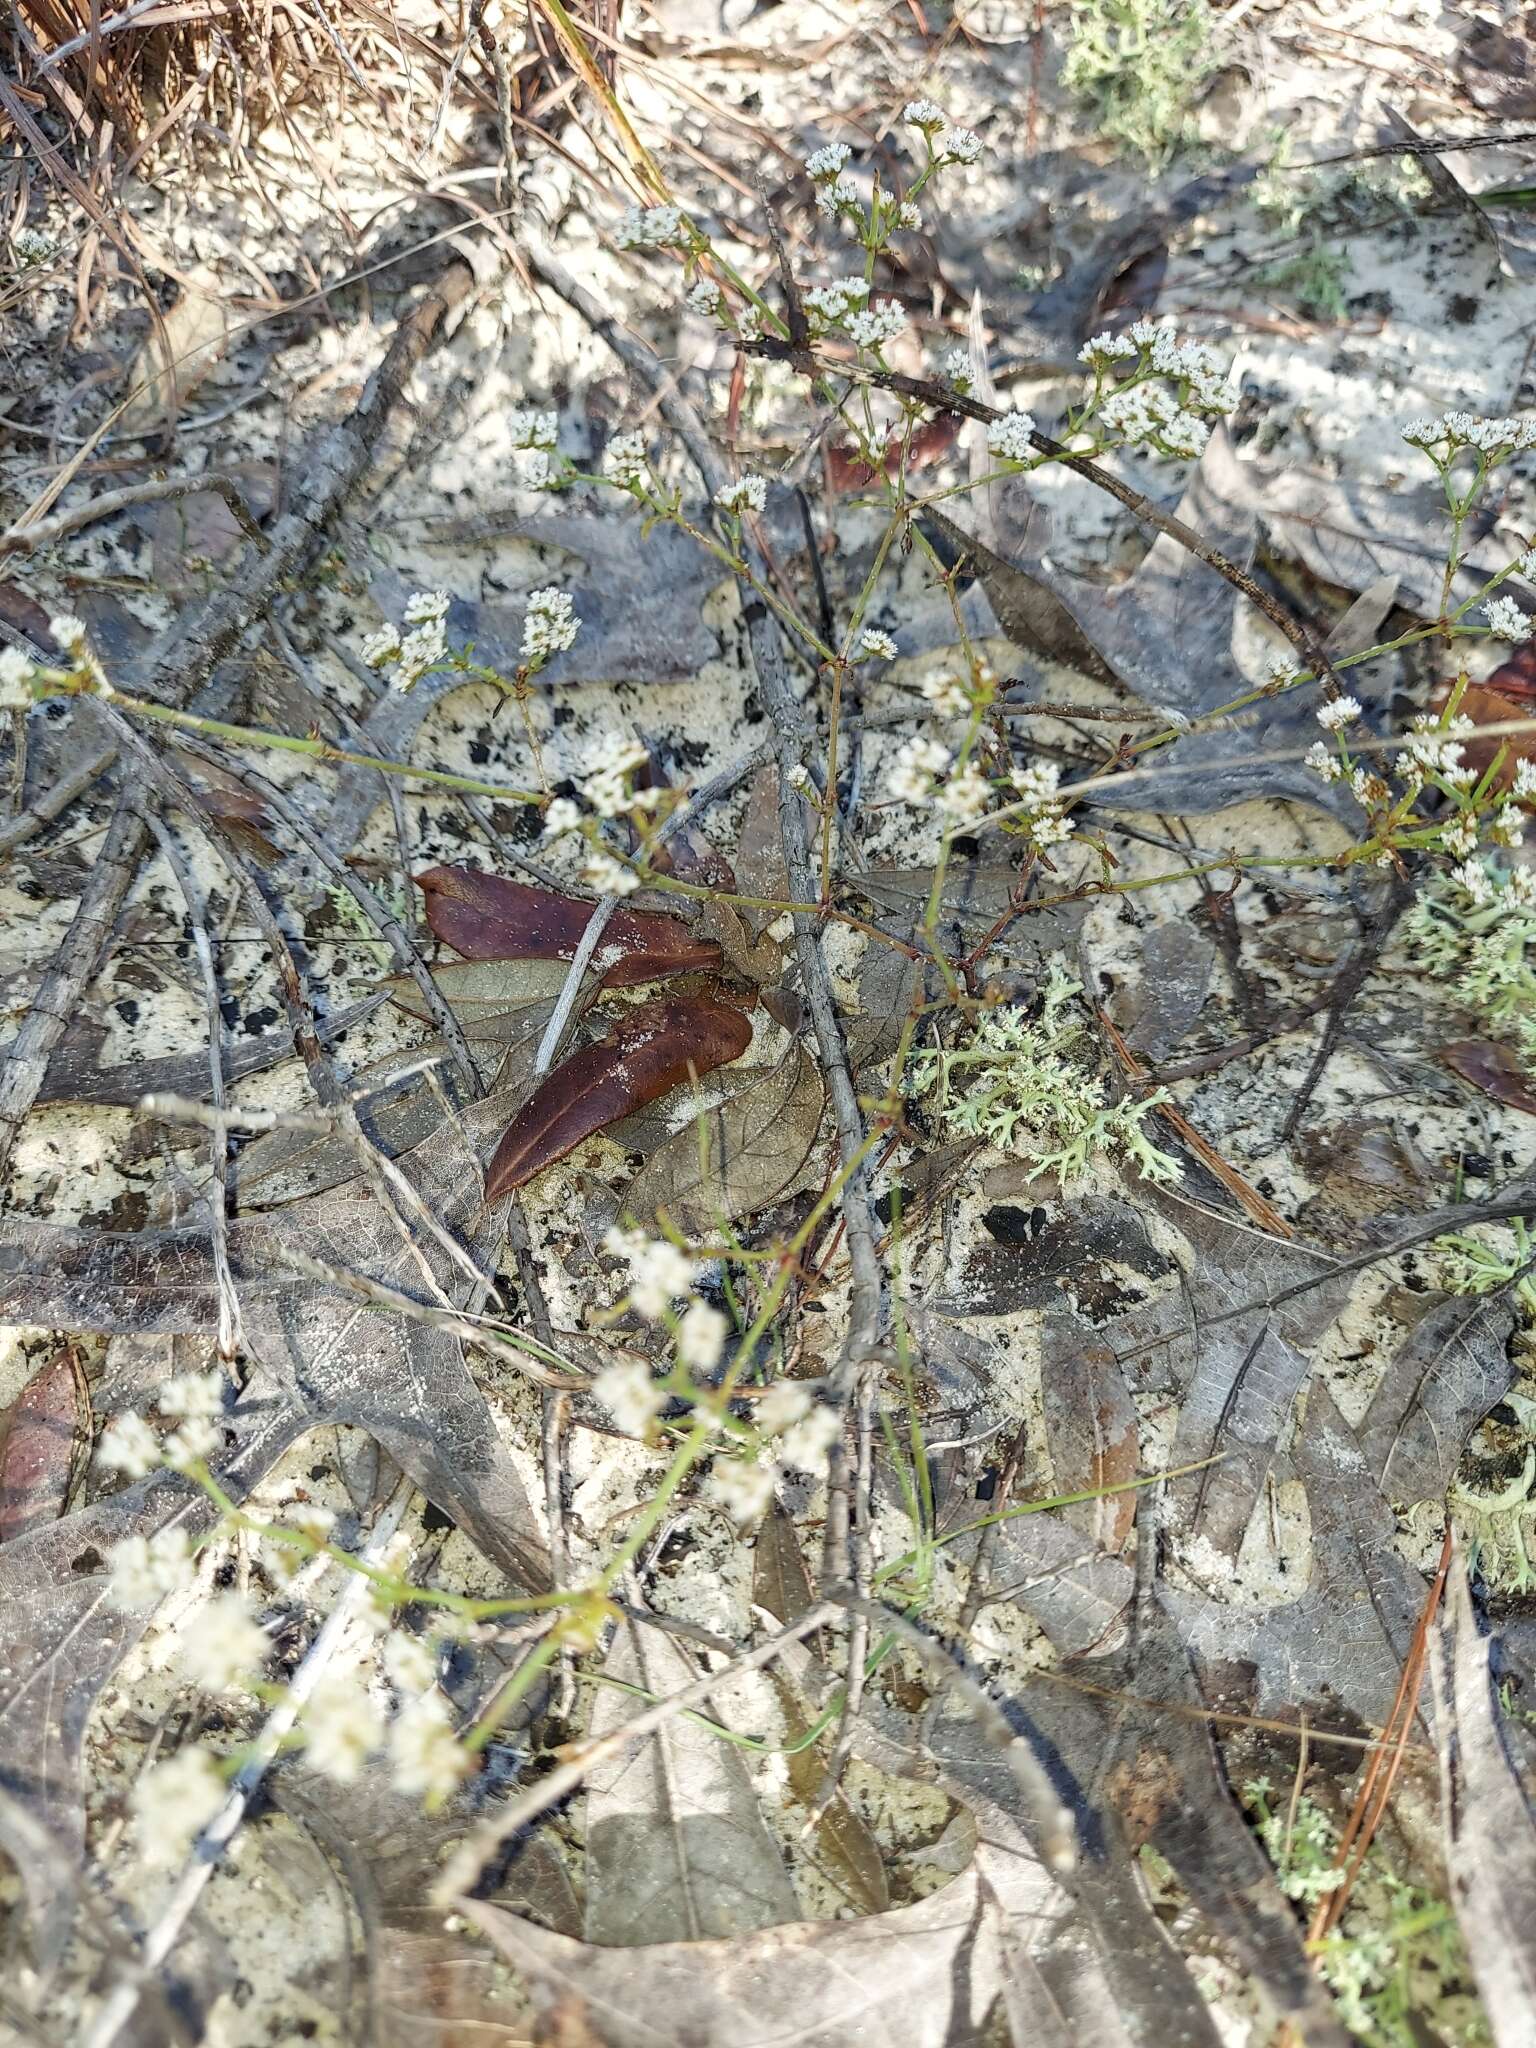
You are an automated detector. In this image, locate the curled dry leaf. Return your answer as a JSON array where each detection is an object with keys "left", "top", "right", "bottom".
[
  {"left": 417, "top": 866, "right": 721, "bottom": 987},
  {"left": 624, "top": 1044, "right": 824, "bottom": 1234},
  {"left": 1441, "top": 1036, "right": 1536, "bottom": 1117},
  {"left": 384, "top": 957, "right": 590, "bottom": 1042},
  {"left": 484, "top": 996, "right": 753, "bottom": 1199}
]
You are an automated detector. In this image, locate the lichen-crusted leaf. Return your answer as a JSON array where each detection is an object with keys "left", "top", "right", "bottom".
[
  {"left": 1361, "top": 1292, "right": 1518, "bottom": 1502},
  {"left": 582, "top": 1614, "right": 799, "bottom": 1946},
  {"left": 624, "top": 1044, "right": 823, "bottom": 1234},
  {"left": 1038, "top": 1323, "right": 1139, "bottom": 1553},
  {"left": 416, "top": 866, "right": 720, "bottom": 987},
  {"left": 485, "top": 995, "right": 752, "bottom": 1198},
  {"left": 383, "top": 956, "right": 584, "bottom": 1038},
  {"left": 1430, "top": 1556, "right": 1536, "bottom": 2048}
]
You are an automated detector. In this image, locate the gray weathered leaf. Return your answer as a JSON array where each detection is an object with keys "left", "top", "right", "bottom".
[
  {"left": 1360, "top": 1292, "right": 1518, "bottom": 1503},
  {"left": 1429, "top": 1556, "right": 1536, "bottom": 2048},
  {"left": 1039, "top": 1322, "right": 1139, "bottom": 1552},
  {"left": 624, "top": 1045, "right": 824, "bottom": 1234},
  {"left": 583, "top": 1614, "right": 799, "bottom": 1945}
]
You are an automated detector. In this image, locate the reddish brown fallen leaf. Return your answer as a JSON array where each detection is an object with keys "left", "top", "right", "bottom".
[
  {"left": 1442, "top": 1037, "right": 1536, "bottom": 1116},
  {"left": 485, "top": 995, "right": 752, "bottom": 1198},
  {"left": 416, "top": 866, "right": 721, "bottom": 988},
  {"left": 1435, "top": 644, "right": 1536, "bottom": 784},
  {"left": 0, "top": 1349, "right": 80, "bottom": 1544},
  {"left": 825, "top": 410, "right": 961, "bottom": 493}
]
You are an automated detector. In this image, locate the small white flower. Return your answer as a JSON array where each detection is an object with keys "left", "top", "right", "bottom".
[
  {"left": 384, "top": 1632, "right": 438, "bottom": 1694},
  {"left": 0, "top": 645, "right": 34, "bottom": 710},
  {"left": 604, "top": 430, "right": 650, "bottom": 488},
  {"left": 1079, "top": 331, "right": 1138, "bottom": 365},
  {"left": 677, "top": 1300, "right": 728, "bottom": 1374},
  {"left": 521, "top": 448, "right": 553, "bottom": 490},
  {"left": 1515, "top": 548, "right": 1536, "bottom": 579},
  {"left": 1315, "top": 696, "right": 1361, "bottom": 732},
  {"left": 708, "top": 1457, "right": 775, "bottom": 1524},
  {"left": 1401, "top": 417, "right": 1439, "bottom": 448},
  {"left": 98, "top": 1411, "right": 162, "bottom": 1480},
  {"left": 686, "top": 277, "right": 723, "bottom": 316},
  {"left": 846, "top": 301, "right": 907, "bottom": 352},
  {"left": 786, "top": 761, "right": 813, "bottom": 793},
  {"left": 902, "top": 99, "right": 946, "bottom": 130},
  {"left": 920, "top": 670, "right": 971, "bottom": 715},
  {"left": 1492, "top": 805, "right": 1526, "bottom": 849},
  {"left": 164, "top": 1416, "right": 220, "bottom": 1472},
  {"left": 887, "top": 735, "right": 950, "bottom": 803},
  {"left": 936, "top": 764, "right": 992, "bottom": 824},
  {"left": 580, "top": 847, "right": 640, "bottom": 897},
  {"left": 941, "top": 346, "right": 972, "bottom": 385},
  {"left": 159, "top": 1370, "right": 225, "bottom": 1419},
  {"left": 986, "top": 410, "right": 1038, "bottom": 463},
  {"left": 1515, "top": 758, "right": 1536, "bottom": 801},
  {"left": 1508, "top": 866, "right": 1536, "bottom": 907},
  {"left": 108, "top": 1527, "right": 195, "bottom": 1609},
  {"left": 389, "top": 1693, "right": 467, "bottom": 1802},
  {"left": 897, "top": 202, "right": 922, "bottom": 231},
  {"left": 182, "top": 1594, "right": 267, "bottom": 1692},
  {"left": 1483, "top": 595, "right": 1532, "bottom": 643},
  {"left": 616, "top": 204, "right": 687, "bottom": 250},
  {"left": 508, "top": 408, "right": 558, "bottom": 450},
  {"left": 805, "top": 142, "right": 852, "bottom": 181},
  {"left": 715, "top": 475, "right": 768, "bottom": 518},
  {"left": 1441, "top": 815, "right": 1479, "bottom": 858},
  {"left": 851, "top": 627, "right": 898, "bottom": 662},
  {"left": 396, "top": 619, "right": 448, "bottom": 689},
  {"left": 756, "top": 1381, "right": 813, "bottom": 1434},
  {"left": 303, "top": 1668, "right": 386, "bottom": 1783},
  {"left": 1031, "top": 808, "right": 1076, "bottom": 848},
  {"left": 1453, "top": 860, "right": 1493, "bottom": 906},
  {"left": 1009, "top": 759, "right": 1061, "bottom": 805},
  {"left": 132, "top": 1745, "right": 226, "bottom": 1865},
  {"left": 360, "top": 627, "right": 401, "bottom": 668},
  {"left": 816, "top": 173, "right": 861, "bottom": 219},
  {"left": 290, "top": 1503, "right": 337, "bottom": 1546},
  {"left": 606, "top": 1226, "right": 696, "bottom": 1318},
  {"left": 1304, "top": 740, "right": 1344, "bottom": 783},
  {"left": 521, "top": 587, "right": 579, "bottom": 665},
  {"left": 592, "top": 1356, "right": 667, "bottom": 1436},
  {"left": 48, "top": 614, "right": 88, "bottom": 653},
  {"left": 777, "top": 1403, "right": 841, "bottom": 1474},
  {"left": 403, "top": 589, "right": 451, "bottom": 626},
  {"left": 542, "top": 797, "right": 581, "bottom": 837},
  {"left": 934, "top": 128, "right": 982, "bottom": 165}
]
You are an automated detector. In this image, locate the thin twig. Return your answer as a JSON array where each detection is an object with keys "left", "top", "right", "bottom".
[{"left": 0, "top": 474, "right": 269, "bottom": 556}]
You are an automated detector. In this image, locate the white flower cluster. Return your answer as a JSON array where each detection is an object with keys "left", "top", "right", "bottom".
[
  {"left": 708, "top": 1384, "right": 843, "bottom": 1523},
  {"left": 1403, "top": 412, "right": 1536, "bottom": 456},
  {"left": 1315, "top": 695, "right": 1362, "bottom": 732},
  {"left": 888, "top": 735, "right": 950, "bottom": 803},
  {"left": 851, "top": 627, "right": 898, "bottom": 661},
  {"left": 604, "top": 1225, "right": 696, "bottom": 1317},
  {"left": 805, "top": 142, "right": 851, "bottom": 181},
  {"left": 1100, "top": 383, "right": 1211, "bottom": 458},
  {"left": 579, "top": 733, "right": 651, "bottom": 819},
  {"left": 581, "top": 848, "right": 641, "bottom": 897},
  {"left": 521, "top": 587, "right": 580, "bottom": 666},
  {"left": 902, "top": 99, "right": 946, "bottom": 130},
  {"left": 1484, "top": 595, "right": 1532, "bottom": 643},
  {"left": 132, "top": 1745, "right": 227, "bottom": 1866},
  {"left": 1008, "top": 758, "right": 1076, "bottom": 848},
  {"left": 362, "top": 588, "right": 451, "bottom": 690},
  {"left": 508, "top": 409, "right": 558, "bottom": 450},
  {"left": 604, "top": 430, "right": 650, "bottom": 489},
  {"left": 108, "top": 1526, "right": 196, "bottom": 1608},
  {"left": 934, "top": 128, "right": 982, "bottom": 165},
  {"left": 0, "top": 645, "right": 35, "bottom": 712},
  {"left": 98, "top": 1369, "right": 227, "bottom": 1489},
  {"left": 1396, "top": 711, "right": 1477, "bottom": 788},
  {"left": 715, "top": 474, "right": 768, "bottom": 517},
  {"left": 1078, "top": 330, "right": 1139, "bottom": 366},
  {"left": 803, "top": 277, "right": 871, "bottom": 329},
  {"left": 616, "top": 204, "right": 688, "bottom": 250},
  {"left": 592, "top": 1230, "right": 733, "bottom": 1435},
  {"left": 686, "top": 277, "right": 723, "bottom": 316},
  {"left": 936, "top": 764, "right": 992, "bottom": 824},
  {"left": 986, "top": 409, "right": 1038, "bottom": 463},
  {"left": 804, "top": 142, "right": 861, "bottom": 219},
  {"left": 846, "top": 300, "right": 907, "bottom": 352},
  {"left": 941, "top": 345, "right": 971, "bottom": 387}
]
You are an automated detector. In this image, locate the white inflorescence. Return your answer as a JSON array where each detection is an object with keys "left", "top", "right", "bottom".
[
  {"left": 986, "top": 410, "right": 1038, "bottom": 462},
  {"left": 521, "top": 587, "right": 579, "bottom": 664},
  {"left": 715, "top": 474, "right": 768, "bottom": 517}
]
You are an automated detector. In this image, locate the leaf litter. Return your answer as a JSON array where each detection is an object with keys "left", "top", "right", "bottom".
[{"left": 5, "top": 9, "right": 1536, "bottom": 2046}]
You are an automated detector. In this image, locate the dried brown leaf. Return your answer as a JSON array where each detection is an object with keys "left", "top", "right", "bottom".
[
  {"left": 0, "top": 1347, "right": 80, "bottom": 1543},
  {"left": 624, "top": 1044, "right": 823, "bottom": 1235},
  {"left": 416, "top": 867, "right": 721, "bottom": 987},
  {"left": 1441, "top": 1037, "right": 1536, "bottom": 1117},
  {"left": 485, "top": 996, "right": 753, "bottom": 1198}
]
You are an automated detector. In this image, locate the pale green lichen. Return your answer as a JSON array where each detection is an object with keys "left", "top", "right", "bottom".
[
  {"left": 904, "top": 965, "right": 1183, "bottom": 1186},
  {"left": 1062, "top": 0, "right": 1215, "bottom": 166}
]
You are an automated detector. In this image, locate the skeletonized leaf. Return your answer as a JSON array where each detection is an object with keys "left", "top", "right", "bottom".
[
  {"left": 485, "top": 996, "right": 752, "bottom": 1199},
  {"left": 0, "top": 1348, "right": 79, "bottom": 1544},
  {"left": 624, "top": 1045, "right": 824, "bottom": 1234},
  {"left": 1430, "top": 1556, "right": 1536, "bottom": 2048},
  {"left": 732, "top": 764, "right": 789, "bottom": 940},
  {"left": 417, "top": 867, "right": 722, "bottom": 986},
  {"left": 1360, "top": 1292, "right": 1518, "bottom": 1502},
  {"left": 583, "top": 1614, "right": 799, "bottom": 1945}
]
